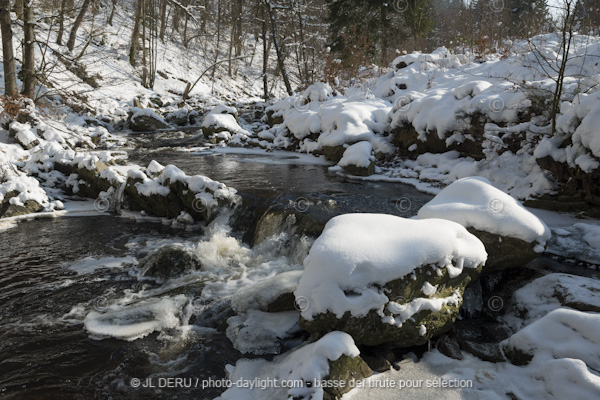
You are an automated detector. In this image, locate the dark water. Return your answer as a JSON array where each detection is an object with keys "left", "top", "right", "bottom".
[{"left": 0, "top": 131, "right": 435, "bottom": 399}]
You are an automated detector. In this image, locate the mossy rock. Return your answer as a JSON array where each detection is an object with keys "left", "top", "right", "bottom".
[
  {"left": 202, "top": 125, "right": 232, "bottom": 140},
  {"left": 128, "top": 113, "right": 170, "bottom": 132},
  {"left": 253, "top": 207, "right": 327, "bottom": 246},
  {"left": 391, "top": 118, "right": 485, "bottom": 160},
  {"left": 534, "top": 155, "right": 600, "bottom": 212},
  {"left": 300, "top": 263, "right": 482, "bottom": 347},
  {"left": 166, "top": 111, "right": 190, "bottom": 126},
  {"left": 322, "top": 355, "right": 373, "bottom": 400},
  {"left": 0, "top": 198, "right": 44, "bottom": 218},
  {"left": 168, "top": 179, "right": 212, "bottom": 221},
  {"left": 264, "top": 109, "right": 284, "bottom": 127},
  {"left": 321, "top": 145, "right": 347, "bottom": 163},
  {"left": 123, "top": 176, "right": 183, "bottom": 219},
  {"left": 55, "top": 161, "right": 113, "bottom": 199},
  {"left": 342, "top": 160, "right": 375, "bottom": 177},
  {"left": 139, "top": 245, "right": 202, "bottom": 280},
  {"left": 467, "top": 227, "right": 540, "bottom": 272}
]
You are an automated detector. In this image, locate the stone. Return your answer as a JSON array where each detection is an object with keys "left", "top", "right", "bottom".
[
  {"left": 321, "top": 145, "right": 347, "bottom": 162},
  {"left": 55, "top": 161, "right": 113, "bottom": 199},
  {"left": 342, "top": 160, "right": 375, "bottom": 176},
  {"left": 467, "top": 227, "right": 541, "bottom": 272},
  {"left": 300, "top": 263, "right": 482, "bottom": 348},
  {"left": 436, "top": 334, "right": 463, "bottom": 360},
  {"left": 138, "top": 245, "right": 201, "bottom": 280},
  {"left": 123, "top": 176, "right": 184, "bottom": 219},
  {"left": 0, "top": 198, "right": 44, "bottom": 218},
  {"left": 323, "top": 355, "right": 372, "bottom": 400},
  {"left": 128, "top": 109, "right": 170, "bottom": 132},
  {"left": 165, "top": 109, "right": 190, "bottom": 126}
]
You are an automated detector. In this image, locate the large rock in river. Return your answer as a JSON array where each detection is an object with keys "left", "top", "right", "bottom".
[
  {"left": 138, "top": 244, "right": 201, "bottom": 280},
  {"left": 128, "top": 107, "right": 170, "bottom": 132},
  {"left": 295, "top": 214, "right": 487, "bottom": 347},
  {"left": 418, "top": 176, "right": 551, "bottom": 272}
]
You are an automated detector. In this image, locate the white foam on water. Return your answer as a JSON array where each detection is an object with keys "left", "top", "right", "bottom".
[
  {"left": 67, "top": 256, "right": 137, "bottom": 274},
  {"left": 84, "top": 295, "right": 189, "bottom": 341}
]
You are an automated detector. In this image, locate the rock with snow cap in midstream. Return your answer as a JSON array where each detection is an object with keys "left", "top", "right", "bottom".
[
  {"left": 418, "top": 176, "right": 551, "bottom": 272},
  {"left": 295, "top": 213, "right": 487, "bottom": 347}
]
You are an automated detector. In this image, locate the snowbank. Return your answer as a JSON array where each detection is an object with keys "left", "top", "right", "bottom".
[
  {"left": 505, "top": 273, "right": 600, "bottom": 329},
  {"left": 418, "top": 177, "right": 550, "bottom": 245},
  {"left": 295, "top": 214, "right": 487, "bottom": 320},
  {"left": 502, "top": 308, "right": 600, "bottom": 370}
]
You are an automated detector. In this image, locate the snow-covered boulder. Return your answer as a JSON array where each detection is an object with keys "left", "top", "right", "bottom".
[
  {"left": 501, "top": 308, "right": 600, "bottom": 369},
  {"left": 0, "top": 155, "right": 50, "bottom": 218},
  {"left": 201, "top": 105, "right": 248, "bottom": 143},
  {"left": 165, "top": 106, "right": 191, "bottom": 126},
  {"left": 8, "top": 122, "right": 40, "bottom": 150},
  {"left": 533, "top": 93, "right": 600, "bottom": 209},
  {"left": 418, "top": 176, "right": 551, "bottom": 271},
  {"left": 128, "top": 107, "right": 170, "bottom": 132},
  {"left": 295, "top": 214, "right": 487, "bottom": 347},
  {"left": 506, "top": 273, "right": 600, "bottom": 330},
  {"left": 218, "top": 331, "right": 372, "bottom": 400},
  {"left": 123, "top": 161, "right": 237, "bottom": 223},
  {"left": 338, "top": 141, "right": 375, "bottom": 176}
]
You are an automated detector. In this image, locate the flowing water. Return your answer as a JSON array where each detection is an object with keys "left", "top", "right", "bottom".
[{"left": 0, "top": 126, "right": 435, "bottom": 399}]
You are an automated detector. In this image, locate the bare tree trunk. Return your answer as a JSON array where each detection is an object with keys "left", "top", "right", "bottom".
[
  {"left": 381, "top": 4, "right": 388, "bottom": 66},
  {"left": 57, "top": 0, "right": 67, "bottom": 44},
  {"left": 261, "top": 10, "right": 268, "bottom": 100},
  {"left": 551, "top": 1, "right": 576, "bottom": 134},
  {"left": 107, "top": 0, "right": 117, "bottom": 25},
  {"left": 210, "top": 0, "right": 221, "bottom": 82},
  {"left": 159, "top": 0, "right": 167, "bottom": 41},
  {"left": 142, "top": 0, "right": 148, "bottom": 85},
  {"left": 234, "top": 0, "right": 243, "bottom": 56},
  {"left": 22, "top": 1, "right": 36, "bottom": 98},
  {"left": 0, "top": 0, "right": 17, "bottom": 95},
  {"left": 130, "top": 0, "right": 143, "bottom": 66},
  {"left": 297, "top": 7, "right": 308, "bottom": 85},
  {"left": 67, "top": 0, "right": 92, "bottom": 52},
  {"left": 13, "top": 0, "right": 24, "bottom": 20},
  {"left": 264, "top": 0, "right": 292, "bottom": 95}
]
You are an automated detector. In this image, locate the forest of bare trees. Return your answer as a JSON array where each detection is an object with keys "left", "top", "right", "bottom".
[{"left": 0, "top": 0, "right": 598, "bottom": 102}]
